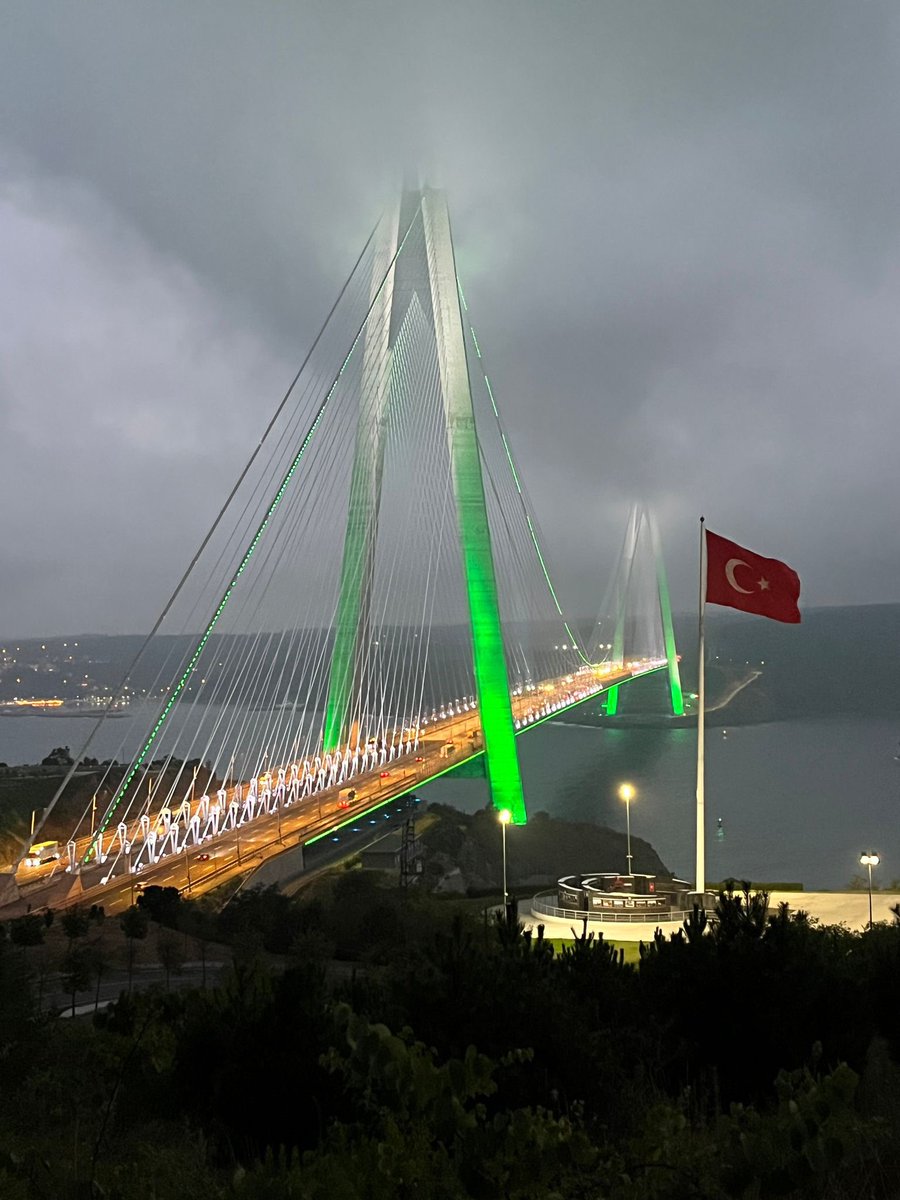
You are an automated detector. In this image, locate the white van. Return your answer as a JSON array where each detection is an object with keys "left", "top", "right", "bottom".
[{"left": 24, "top": 840, "right": 60, "bottom": 867}]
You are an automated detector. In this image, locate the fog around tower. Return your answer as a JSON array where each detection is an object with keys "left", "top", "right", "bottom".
[{"left": 2, "top": 2, "right": 899, "bottom": 634}]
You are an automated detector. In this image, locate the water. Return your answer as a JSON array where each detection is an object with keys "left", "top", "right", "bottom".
[
  {"left": 3, "top": 709, "right": 898, "bottom": 890},
  {"left": 0, "top": 710, "right": 140, "bottom": 769},
  {"left": 0, "top": 701, "right": 326, "bottom": 782},
  {"left": 419, "top": 716, "right": 900, "bottom": 891}
]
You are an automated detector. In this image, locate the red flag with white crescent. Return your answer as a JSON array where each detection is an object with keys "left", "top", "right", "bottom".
[{"left": 705, "top": 529, "right": 801, "bottom": 624}]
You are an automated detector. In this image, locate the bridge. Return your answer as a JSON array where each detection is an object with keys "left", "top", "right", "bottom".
[{"left": 3, "top": 187, "right": 683, "bottom": 914}]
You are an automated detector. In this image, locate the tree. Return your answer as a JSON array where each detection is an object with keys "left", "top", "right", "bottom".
[
  {"left": 0, "top": 932, "right": 35, "bottom": 1051},
  {"left": 60, "top": 943, "right": 93, "bottom": 1016},
  {"left": 41, "top": 746, "right": 73, "bottom": 766},
  {"left": 119, "top": 904, "right": 149, "bottom": 991},
  {"left": 137, "top": 885, "right": 182, "bottom": 929},
  {"left": 156, "top": 930, "right": 184, "bottom": 991},
  {"left": 10, "top": 914, "right": 44, "bottom": 953},
  {"left": 60, "top": 906, "right": 90, "bottom": 943},
  {"left": 89, "top": 939, "right": 108, "bottom": 1013}
]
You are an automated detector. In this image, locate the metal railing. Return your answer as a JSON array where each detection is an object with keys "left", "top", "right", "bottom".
[{"left": 531, "top": 893, "right": 689, "bottom": 925}]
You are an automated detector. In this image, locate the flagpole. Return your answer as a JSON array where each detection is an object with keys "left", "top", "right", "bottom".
[{"left": 696, "top": 516, "right": 707, "bottom": 899}]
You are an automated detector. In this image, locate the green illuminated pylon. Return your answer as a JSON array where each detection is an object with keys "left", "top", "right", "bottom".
[
  {"left": 322, "top": 186, "right": 526, "bottom": 821},
  {"left": 603, "top": 505, "right": 683, "bottom": 718},
  {"left": 649, "top": 511, "right": 685, "bottom": 716},
  {"left": 605, "top": 506, "right": 639, "bottom": 717},
  {"left": 322, "top": 206, "right": 399, "bottom": 752},
  {"left": 423, "top": 188, "right": 526, "bottom": 823}
]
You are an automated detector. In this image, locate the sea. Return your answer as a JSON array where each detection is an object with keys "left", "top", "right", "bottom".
[
  {"left": 2, "top": 708, "right": 898, "bottom": 891},
  {"left": 420, "top": 715, "right": 900, "bottom": 891}
]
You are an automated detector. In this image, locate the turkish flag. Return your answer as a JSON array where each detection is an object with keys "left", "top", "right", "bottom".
[{"left": 705, "top": 529, "right": 801, "bottom": 623}]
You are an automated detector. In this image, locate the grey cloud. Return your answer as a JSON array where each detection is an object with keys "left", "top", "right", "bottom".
[{"left": 1, "top": 0, "right": 899, "bottom": 634}]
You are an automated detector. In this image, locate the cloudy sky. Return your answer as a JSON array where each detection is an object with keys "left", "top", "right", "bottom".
[{"left": 2, "top": 1, "right": 899, "bottom": 636}]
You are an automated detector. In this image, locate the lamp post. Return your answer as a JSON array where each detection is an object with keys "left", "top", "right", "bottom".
[
  {"left": 618, "top": 783, "right": 635, "bottom": 876},
  {"left": 860, "top": 852, "right": 880, "bottom": 930},
  {"left": 499, "top": 808, "right": 512, "bottom": 904}
]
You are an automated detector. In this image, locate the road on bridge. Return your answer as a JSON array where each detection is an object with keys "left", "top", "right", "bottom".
[{"left": 4, "top": 661, "right": 662, "bottom": 917}]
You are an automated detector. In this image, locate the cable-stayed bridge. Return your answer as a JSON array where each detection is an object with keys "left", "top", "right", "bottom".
[{"left": 7, "top": 187, "right": 682, "bottom": 912}]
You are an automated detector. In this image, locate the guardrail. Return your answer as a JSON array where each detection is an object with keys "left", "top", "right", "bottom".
[{"left": 531, "top": 893, "right": 689, "bottom": 925}]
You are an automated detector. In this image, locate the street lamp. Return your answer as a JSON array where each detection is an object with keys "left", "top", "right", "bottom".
[
  {"left": 618, "top": 783, "right": 636, "bottom": 876},
  {"left": 860, "top": 852, "right": 880, "bottom": 930},
  {"left": 499, "top": 808, "right": 512, "bottom": 905}
]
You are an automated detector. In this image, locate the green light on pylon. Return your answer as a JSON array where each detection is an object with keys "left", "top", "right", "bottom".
[
  {"left": 426, "top": 190, "right": 527, "bottom": 824},
  {"left": 649, "top": 512, "right": 685, "bottom": 716}
]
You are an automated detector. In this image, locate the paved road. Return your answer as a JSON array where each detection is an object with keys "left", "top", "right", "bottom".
[{"left": 3, "top": 662, "right": 660, "bottom": 917}]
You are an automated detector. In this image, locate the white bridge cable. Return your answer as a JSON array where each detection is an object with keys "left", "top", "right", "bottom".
[
  {"left": 370, "top": 293, "right": 467, "bottom": 745},
  {"left": 313, "top": 226, "right": 456, "bottom": 757},
  {"left": 91, "top": 222, "right": 419, "bottom": 880},
  {"left": 84, "top": 280, "right": 384, "bottom": 871},
  {"left": 157, "top": 239, "right": 412, "bottom": 798},
  {"left": 346, "top": 290, "right": 452, "bottom": 753},
  {"left": 177, "top": 216, "right": 442, "bottom": 796},
  {"left": 459, "top": 324, "right": 585, "bottom": 690},
  {"left": 371, "top": 297, "right": 464, "bottom": 742},
  {"left": 40, "top": 222, "right": 386, "bottom": 868},
  {"left": 67, "top": 300, "right": 376, "bottom": 852},
  {"left": 77, "top": 206, "right": 426, "bottom": 866},
  {"left": 64, "top": 204, "right": 595, "bottom": 887},
  {"left": 585, "top": 505, "right": 666, "bottom": 667},
  {"left": 363, "top": 301, "right": 434, "bottom": 748},
  {"left": 86, "top": 272, "right": 378, "bottom": 850},
  {"left": 458, "top": 277, "right": 590, "bottom": 670},
  {"left": 393, "top": 313, "right": 464, "bottom": 734}
]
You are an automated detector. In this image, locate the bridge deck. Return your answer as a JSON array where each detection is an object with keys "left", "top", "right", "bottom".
[{"left": 4, "top": 661, "right": 667, "bottom": 916}]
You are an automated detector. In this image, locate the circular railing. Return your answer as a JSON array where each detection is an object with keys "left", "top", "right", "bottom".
[{"left": 530, "top": 892, "right": 689, "bottom": 925}]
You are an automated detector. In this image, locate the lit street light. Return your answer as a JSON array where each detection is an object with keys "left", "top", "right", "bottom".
[
  {"left": 618, "top": 783, "right": 636, "bottom": 876},
  {"left": 860, "top": 852, "right": 880, "bottom": 930},
  {"left": 499, "top": 808, "right": 512, "bottom": 905}
]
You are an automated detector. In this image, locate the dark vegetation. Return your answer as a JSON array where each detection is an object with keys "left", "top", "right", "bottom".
[
  {"left": 420, "top": 803, "right": 670, "bottom": 890},
  {"left": 2, "top": 864, "right": 900, "bottom": 1198}
]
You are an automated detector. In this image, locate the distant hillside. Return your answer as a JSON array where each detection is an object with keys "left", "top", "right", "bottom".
[
  {"left": 560, "top": 603, "right": 900, "bottom": 725},
  {"left": 4, "top": 604, "right": 899, "bottom": 725},
  {"left": 421, "top": 803, "right": 671, "bottom": 889},
  {"left": 678, "top": 603, "right": 900, "bottom": 722}
]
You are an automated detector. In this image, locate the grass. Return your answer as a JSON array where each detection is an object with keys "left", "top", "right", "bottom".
[{"left": 543, "top": 936, "right": 644, "bottom": 963}]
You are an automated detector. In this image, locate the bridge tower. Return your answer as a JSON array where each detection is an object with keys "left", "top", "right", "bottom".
[
  {"left": 603, "top": 506, "right": 684, "bottom": 717},
  {"left": 322, "top": 187, "right": 527, "bottom": 824}
]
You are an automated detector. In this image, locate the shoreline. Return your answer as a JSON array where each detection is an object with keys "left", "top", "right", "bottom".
[{"left": 552, "top": 708, "right": 899, "bottom": 731}]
